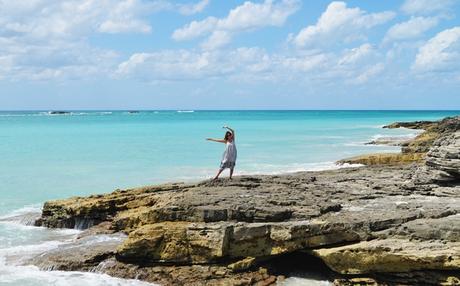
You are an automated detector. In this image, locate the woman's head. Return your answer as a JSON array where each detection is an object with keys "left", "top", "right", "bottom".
[{"left": 224, "top": 131, "right": 233, "bottom": 141}]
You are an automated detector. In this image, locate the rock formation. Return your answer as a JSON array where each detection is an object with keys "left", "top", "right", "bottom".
[
  {"left": 30, "top": 116, "right": 460, "bottom": 285},
  {"left": 339, "top": 116, "right": 460, "bottom": 166}
]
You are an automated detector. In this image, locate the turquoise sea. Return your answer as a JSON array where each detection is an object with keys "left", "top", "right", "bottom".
[{"left": 0, "top": 110, "right": 459, "bottom": 285}]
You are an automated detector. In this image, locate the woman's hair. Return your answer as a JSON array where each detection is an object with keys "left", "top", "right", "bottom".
[{"left": 224, "top": 131, "right": 232, "bottom": 141}]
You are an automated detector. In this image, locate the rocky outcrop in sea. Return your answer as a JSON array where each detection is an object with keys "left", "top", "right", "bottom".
[{"left": 31, "top": 116, "right": 460, "bottom": 285}]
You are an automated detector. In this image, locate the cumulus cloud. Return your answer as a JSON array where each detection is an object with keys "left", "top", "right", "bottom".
[
  {"left": 401, "top": 0, "right": 457, "bottom": 15},
  {"left": 201, "top": 30, "right": 232, "bottom": 50},
  {"left": 178, "top": 0, "right": 211, "bottom": 15},
  {"left": 338, "top": 43, "right": 374, "bottom": 66},
  {"left": 0, "top": 0, "right": 150, "bottom": 80},
  {"left": 0, "top": 0, "right": 211, "bottom": 80},
  {"left": 0, "top": 0, "right": 156, "bottom": 38},
  {"left": 352, "top": 63, "right": 385, "bottom": 84},
  {"left": 292, "top": 1, "right": 395, "bottom": 48},
  {"left": 116, "top": 48, "right": 274, "bottom": 81},
  {"left": 116, "top": 44, "right": 386, "bottom": 85},
  {"left": 413, "top": 26, "right": 460, "bottom": 72},
  {"left": 172, "top": 0, "right": 300, "bottom": 49},
  {"left": 281, "top": 53, "right": 329, "bottom": 73},
  {"left": 384, "top": 17, "right": 438, "bottom": 42}
]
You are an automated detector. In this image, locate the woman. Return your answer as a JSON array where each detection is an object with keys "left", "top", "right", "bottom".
[{"left": 206, "top": 126, "right": 237, "bottom": 180}]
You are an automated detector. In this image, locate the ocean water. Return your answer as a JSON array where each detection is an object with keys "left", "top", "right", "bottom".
[{"left": 0, "top": 110, "right": 458, "bottom": 285}]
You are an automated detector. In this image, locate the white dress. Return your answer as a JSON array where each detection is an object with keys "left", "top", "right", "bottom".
[{"left": 220, "top": 140, "right": 237, "bottom": 169}]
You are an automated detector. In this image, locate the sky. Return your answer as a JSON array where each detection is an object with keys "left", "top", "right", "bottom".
[{"left": 0, "top": 0, "right": 460, "bottom": 110}]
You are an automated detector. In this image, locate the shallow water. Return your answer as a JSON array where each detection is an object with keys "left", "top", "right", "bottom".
[{"left": 0, "top": 110, "right": 458, "bottom": 285}]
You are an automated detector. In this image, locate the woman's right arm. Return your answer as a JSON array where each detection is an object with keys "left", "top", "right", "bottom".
[{"left": 206, "top": 138, "right": 226, "bottom": 143}]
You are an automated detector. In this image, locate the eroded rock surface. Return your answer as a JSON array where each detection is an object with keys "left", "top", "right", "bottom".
[{"left": 31, "top": 116, "right": 460, "bottom": 285}]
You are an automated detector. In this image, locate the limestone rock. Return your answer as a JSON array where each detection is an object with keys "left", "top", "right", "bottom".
[
  {"left": 337, "top": 153, "right": 425, "bottom": 165},
  {"left": 116, "top": 222, "right": 231, "bottom": 264},
  {"left": 313, "top": 238, "right": 460, "bottom": 274},
  {"left": 412, "top": 131, "right": 460, "bottom": 185}
]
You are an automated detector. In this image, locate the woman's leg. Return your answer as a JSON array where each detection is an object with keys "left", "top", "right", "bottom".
[
  {"left": 229, "top": 167, "right": 234, "bottom": 179},
  {"left": 213, "top": 168, "right": 224, "bottom": 180}
]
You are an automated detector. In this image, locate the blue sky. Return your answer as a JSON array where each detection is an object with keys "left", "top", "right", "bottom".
[{"left": 0, "top": 0, "right": 459, "bottom": 110}]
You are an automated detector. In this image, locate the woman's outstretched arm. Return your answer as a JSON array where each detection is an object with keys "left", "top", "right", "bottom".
[{"left": 206, "top": 138, "right": 226, "bottom": 143}]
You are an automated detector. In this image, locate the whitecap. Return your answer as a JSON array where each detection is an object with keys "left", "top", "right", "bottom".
[
  {"left": 280, "top": 277, "right": 332, "bottom": 286},
  {"left": 0, "top": 264, "right": 157, "bottom": 286},
  {"left": 0, "top": 204, "right": 42, "bottom": 220},
  {"left": 370, "top": 133, "right": 419, "bottom": 141}
]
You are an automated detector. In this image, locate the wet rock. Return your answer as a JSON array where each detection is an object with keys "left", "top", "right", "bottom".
[{"left": 29, "top": 233, "right": 126, "bottom": 271}]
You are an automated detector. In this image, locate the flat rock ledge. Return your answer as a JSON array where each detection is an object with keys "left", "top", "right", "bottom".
[{"left": 31, "top": 116, "right": 460, "bottom": 285}]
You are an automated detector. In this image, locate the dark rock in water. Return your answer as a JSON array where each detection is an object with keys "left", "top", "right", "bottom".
[
  {"left": 128, "top": 111, "right": 139, "bottom": 114},
  {"left": 48, "top": 111, "right": 71, "bottom": 115},
  {"left": 31, "top": 116, "right": 460, "bottom": 285},
  {"left": 383, "top": 120, "right": 436, "bottom": 130}
]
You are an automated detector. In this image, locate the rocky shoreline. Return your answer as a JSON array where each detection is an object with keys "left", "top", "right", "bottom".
[{"left": 30, "top": 116, "right": 460, "bottom": 285}]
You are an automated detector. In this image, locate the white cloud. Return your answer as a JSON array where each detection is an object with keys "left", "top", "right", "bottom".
[
  {"left": 172, "top": 0, "right": 300, "bottom": 49},
  {"left": 178, "top": 0, "right": 211, "bottom": 15},
  {"left": 0, "top": 0, "right": 210, "bottom": 80},
  {"left": 97, "top": 0, "right": 155, "bottom": 34},
  {"left": 384, "top": 17, "right": 438, "bottom": 42},
  {"left": 116, "top": 48, "right": 275, "bottom": 81},
  {"left": 98, "top": 20, "right": 152, "bottom": 34},
  {"left": 201, "top": 30, "right": 232, "bottom": 50},
  {"left": 401, "top": 0, "right": 457, "bottom": 15},
  {"left": 352, "top": 63, "right": 385, "bottom": 84},
  {"left": 172, "top": 17, "right": 219, "bottom": 41},
  {"left": 281, "top": 53, "right": 329, "bottom": 72},
  {"left": 0, "top": 0, "right": 147, "bottom": 80},
  {"left": 413, "top": 26, "right": 460, "bottom": 72},
  {"left": 0, "top": 38, "right": 118, "bottom": 81},
  {"left": 338, "top": 43, "right": 374, "bottom": 65},
  {"left": 0, "top": 0, "right": 156, "bottom": 38},
  {"left": 116, "top": 45, "right": 388, "bottom": 84},
  {"left": 292, "top": 1, "right": 395, "bottom": 48}
]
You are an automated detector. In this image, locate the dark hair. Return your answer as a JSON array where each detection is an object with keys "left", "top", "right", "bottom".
[{"left": 224, "top": 131, "right": 232, "bottom": 141}]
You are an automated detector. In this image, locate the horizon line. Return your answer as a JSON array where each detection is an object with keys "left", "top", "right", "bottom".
[{"left": 1, "top": 109, "right": 460, "bottom": 112}]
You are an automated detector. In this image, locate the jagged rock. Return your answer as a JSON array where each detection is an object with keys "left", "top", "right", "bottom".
[
  {"left": 426, "top": 132, "right": 460, "bottom": 177},
  {"left": 412, "top": 131, "right": 460, "bottom": 185}
]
